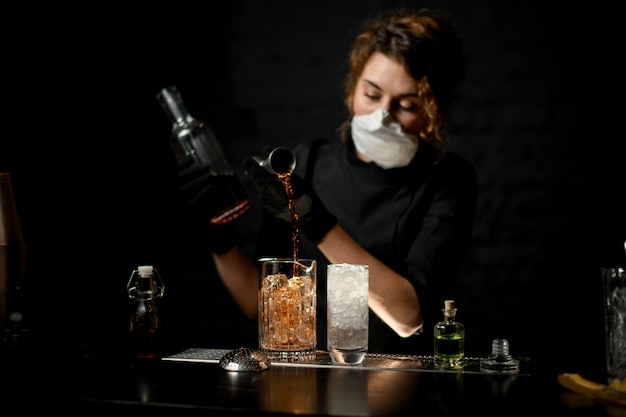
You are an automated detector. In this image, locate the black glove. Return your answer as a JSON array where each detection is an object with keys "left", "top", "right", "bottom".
[
  {"left": 176, "top": 157, "right": 236, "bottom": 254},
  {"left": 241, "top": 155, "right": 337, "bottom": 244}
]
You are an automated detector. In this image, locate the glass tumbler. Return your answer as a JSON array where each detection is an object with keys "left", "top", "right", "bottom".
[
  {"left": 258, "top": 258, "right": 317, "bottom": 362},
  {"left": 601, "top": 267, "right": 626, "bottom": 384},
  {"left": 327, "top": 263, "right": 369, "bottom": 365}
]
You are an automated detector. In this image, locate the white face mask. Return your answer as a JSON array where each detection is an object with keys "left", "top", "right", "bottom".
[{"left": 351, "top": 109, "right": 419, "bottom": 169}]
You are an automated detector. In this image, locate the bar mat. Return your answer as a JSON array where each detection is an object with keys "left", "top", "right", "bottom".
[{"left": 162, "top": 348, "right": 532, "bottom": 375}]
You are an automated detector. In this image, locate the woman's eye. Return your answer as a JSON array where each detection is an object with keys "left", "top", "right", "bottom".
[
  {"left": 396, "top": 101, "right": 417, "bottom": 112},
  {"left": 364, "top": 93, "right": 381, "bottom": 101}
]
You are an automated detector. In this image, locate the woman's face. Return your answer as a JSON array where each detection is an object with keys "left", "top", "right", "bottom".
[{"left": 352, "top": 52, "right": 424, "bottom": 136}]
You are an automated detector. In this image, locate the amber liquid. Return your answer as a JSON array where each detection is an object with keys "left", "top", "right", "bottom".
[
  {"left": 208, "top": 175, "right": 251, "bottom": 225},
  {"left": 129, "top": 280, "right": 161, "bottom": 359},
  {"left": 276, "top": 172, "right": 299, "bottom": 266},
  {"left": 258, "top": 266, "right": 316, "bottom": 360},
  {"left": 130, "top": 328, "right": 160, "bottom": 359}
]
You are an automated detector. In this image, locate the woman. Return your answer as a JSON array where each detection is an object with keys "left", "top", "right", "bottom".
[{"left": 181, "top": 7, "right": 477, "bottom": 354}]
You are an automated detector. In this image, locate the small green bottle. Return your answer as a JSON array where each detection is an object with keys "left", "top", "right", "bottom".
[{"left": 434, "top": 299, "right": 465, "bottom": 369}]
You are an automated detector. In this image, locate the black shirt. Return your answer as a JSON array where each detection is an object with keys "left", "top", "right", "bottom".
[{"left": 255, "top": 136, "right": 477, "bottom": 355}]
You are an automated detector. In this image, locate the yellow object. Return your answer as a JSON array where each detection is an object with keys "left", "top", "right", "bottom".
[
  {"left": 600, "top": 379, "right": 626, "bottom": 407},
  {"left": 558, "top": 373, "right": 626, "bottom": 408},
  {"left": 558, "top": 373, "right": 605, "bottom": 398},
  {"left": 609, "top": 378, "right": 626, "bottom": 393}
]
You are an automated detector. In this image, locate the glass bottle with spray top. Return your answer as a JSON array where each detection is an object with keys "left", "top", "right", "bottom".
[
  {"left": 157, "top": 86, "right": 250, "bottom": 225},
  {"left": 434, "top": 299, "right": 465, "bottom": 369}
]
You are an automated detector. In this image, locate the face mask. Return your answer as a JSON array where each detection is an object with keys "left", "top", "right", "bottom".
[{"left": 351, "top": 109, "right": 419, "bottom": 169}]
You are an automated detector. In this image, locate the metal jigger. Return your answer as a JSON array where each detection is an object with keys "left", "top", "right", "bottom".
[{"left": 253, "top": 147, "right": 296, "bottom": 175}]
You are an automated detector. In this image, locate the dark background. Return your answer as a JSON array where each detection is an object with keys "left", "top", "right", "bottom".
[{"left": 2, "top": 0, "right": 624, "bottom": 377}]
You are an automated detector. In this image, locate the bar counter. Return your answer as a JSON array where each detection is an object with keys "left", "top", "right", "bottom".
[{"left": 3, "top": 338, "right": 616, "bottom": 416}]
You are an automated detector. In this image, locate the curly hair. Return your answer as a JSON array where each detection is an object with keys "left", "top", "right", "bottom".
[{"left": 341, "top": 8, "right": 466, "bottom": 157}]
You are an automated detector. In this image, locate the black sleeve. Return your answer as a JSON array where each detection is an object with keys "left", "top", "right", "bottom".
[{"left": 404, "top": 153, "right": 477, "bottom": 331}]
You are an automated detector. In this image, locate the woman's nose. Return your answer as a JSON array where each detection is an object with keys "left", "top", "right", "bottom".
[
  {"left": 377, "top": 105, "right": 398, "bottom": 126},
  {"left": 379, "top": 99, "right": 392, "bottom": 113},
  {"left": 381, "top": 110, "right": 395, "bottom": 127}
]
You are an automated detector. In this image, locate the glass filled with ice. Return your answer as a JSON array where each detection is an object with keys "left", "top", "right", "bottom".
[
  {"left": 601, "top": 267, "right": 626, "bottom": 384},
  {"left": 258, "top": 258, "right": 317, "bottom": 361},
  {"left": 327, "top": 263, "right": 369, "bottom": 365}
]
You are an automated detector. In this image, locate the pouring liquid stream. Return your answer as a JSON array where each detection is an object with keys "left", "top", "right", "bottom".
[{"left": 277, "top": 171, "right": 299, "bottom": 275}]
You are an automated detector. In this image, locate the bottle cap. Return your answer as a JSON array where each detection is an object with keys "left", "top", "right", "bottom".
[
  {"left": 444, "top": 300, "right": 455, "bottom": 310},
  {"left": 138, "top": 265, "right": 154, "bottom": 276},
  {"left": 157, "top": 86, "right": 187, "bottom": 123}
]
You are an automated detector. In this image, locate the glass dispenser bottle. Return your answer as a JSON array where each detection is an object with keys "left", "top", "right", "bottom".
[
  {"left": 157, "top": 86, "right": 251, "bottom": 225},
  {"left": 0, "top": 172, "right": 27, "bottom": 343},
  {"left": 434, "top": 299, "right": 465, "bottom": 369},
  {"left": 127, "top": 265, "right": 165, "bottom": 359}
]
